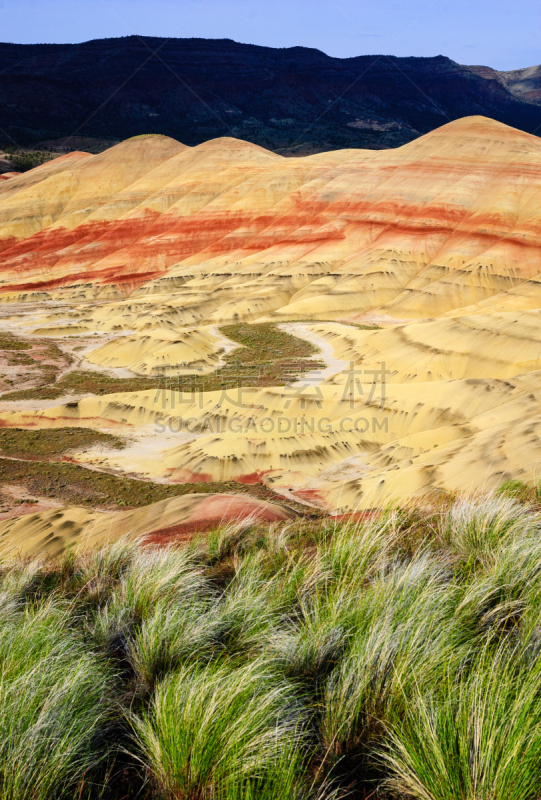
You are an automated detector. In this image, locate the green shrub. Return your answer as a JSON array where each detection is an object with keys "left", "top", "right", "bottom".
[
  {"left": 0, "top": 600, "right": 114, "bottom": 800},
  {"left": 382, "top": 643, "right": 541, "bottom": 800},
  {"left": 9, "top": 151, "right": 54, "bottom": 173},
  {"left": 320, "top": 554, "right": 466, "bottom": 759},
  {"left": 131, "top": 660, "right": 305, "bottom": 799}
]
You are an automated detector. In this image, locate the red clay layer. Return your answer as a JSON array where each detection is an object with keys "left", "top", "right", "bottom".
[
  {"left": 141, "top": 520, "right": 222, "bottom": 546},
  {"left": 2, "top": 121, "right": 541, "bottom": 297},
  {"left": 141, "top": 509, "right": 381, "bottom": 546},
  {"left": 235, "top": 470, "right": 273, "bottom": 485},
  {"left": 140, "top": 492, "right": 294, "bottom": 544}
]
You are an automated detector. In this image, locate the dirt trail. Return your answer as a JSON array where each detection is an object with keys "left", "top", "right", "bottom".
[{"left": 278, "top": 323, "right": 350, "bottom": 385}]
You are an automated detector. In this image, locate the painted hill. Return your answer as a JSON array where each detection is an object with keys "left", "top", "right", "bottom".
[
  {"left": 0, "top": 116, "right": 540, "bottom": 322},
  {"left": 1, "top": 36, "right": 541, "bottom": 153},
  {"left": 2, "top": 115, "right": 541, "bottom": 538}
]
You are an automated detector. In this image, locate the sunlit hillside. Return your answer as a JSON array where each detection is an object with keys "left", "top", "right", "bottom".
[{"left": 0, "top": 116, "right": 541, "bottom": 546}]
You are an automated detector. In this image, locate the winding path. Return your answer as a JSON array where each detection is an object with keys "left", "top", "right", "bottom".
[{"left": 278, "top": 323, "right": 350, "bottom": 386}]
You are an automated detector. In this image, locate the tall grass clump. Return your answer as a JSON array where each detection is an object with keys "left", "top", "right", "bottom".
[
  {"left": 127, "top": 594, "right": 226, "bottom": 690},
  {"left": 210, "top": 745, "right": 319, "bottom": 800},
  {"left": 319, "top": 553, "right": 467, "bottom": 763},
  {"left": 0, "top": 599, "right": 114, "bottom": 800},
  {"left": 131, "top": 659, "right": 305, "bottom": 799},
  {"left": 438, "top": 492, "right": 539, "bottom": 568},
  {"left": 457, "top": 529, "right": 541, "bottom": 637},
  {"left": 382, "top": 642, "right": 541, "bottom": 800},
  {"left": 265, "top": 516, "right": 400, "bottom": 679},
  {"left": 88, "top": 544, "right": 208, "bottom": 652},
  {"left": 3, "top": 490, "right": 541, "bottom": 799},
  {"left": 319, "top": 512, "right": 397, "bottom": 589}
]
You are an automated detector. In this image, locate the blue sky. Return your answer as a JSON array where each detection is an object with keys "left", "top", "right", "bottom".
[{"left": 1, "top": 0, "right": 539, "bottom": 70}]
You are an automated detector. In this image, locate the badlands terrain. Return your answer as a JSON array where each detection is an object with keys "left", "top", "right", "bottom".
[{"left": 1, "top": 114, "right": 541, "bottom": 554}]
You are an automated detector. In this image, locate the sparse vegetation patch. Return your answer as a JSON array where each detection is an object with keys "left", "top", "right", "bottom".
[
  {"left": 1, "top": 323, "right": 325, "bottom": 400},
  {"left": 0, "top": 457, "right": 309, "bottom": 513},
  {"left": 0, "top": 427, "right": 126, "bottom": 458}
]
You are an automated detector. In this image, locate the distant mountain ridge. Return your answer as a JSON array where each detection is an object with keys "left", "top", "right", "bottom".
[
  {"left": 465, "top": 64, "right": 541, "bottom": 106},
  {"left": 1, "top": 36, "right": 540, "bottom": 153}
]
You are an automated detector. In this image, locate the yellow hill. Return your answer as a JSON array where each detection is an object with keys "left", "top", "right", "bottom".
[{"left": 2, "top": 116, "right": 541, "bottom": 540}]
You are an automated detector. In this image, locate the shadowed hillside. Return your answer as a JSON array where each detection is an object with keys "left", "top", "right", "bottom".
[{"left": 1, "top": 36, "right": 541, "bottom": 152}]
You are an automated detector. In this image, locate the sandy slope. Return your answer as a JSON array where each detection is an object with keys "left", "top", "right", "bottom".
[
  {"left": 2, "top": 117, "right": 541, "bottom": 550},
  {"left": 0, "top": 493, "right": 294, "bottom": 558}
]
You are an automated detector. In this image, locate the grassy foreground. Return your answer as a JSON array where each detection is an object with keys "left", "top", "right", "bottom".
[{"left": 2, "top": 492, "right": 541, "bottom": 798}]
